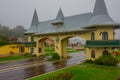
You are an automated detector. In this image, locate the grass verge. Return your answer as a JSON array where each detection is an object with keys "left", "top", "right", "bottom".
[
  {"left": 29, "top": 63, "right": 120, "bottom": 80},
  {"left": 0, "top": 55, "right": 35, "bottom": 62},
  {"left": 116, "top": 55, "right": 120, "bottom": 62}
]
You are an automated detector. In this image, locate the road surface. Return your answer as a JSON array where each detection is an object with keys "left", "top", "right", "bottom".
[{"left": 0, "top": 52, "right": 86, "bottom": 80}]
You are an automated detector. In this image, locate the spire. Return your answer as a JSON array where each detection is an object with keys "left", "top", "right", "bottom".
[
  {"left": 56, "top": 8, "right": 64, "bottom": 21},
  {"left": 31, "top": 9, "right": 39, "bottom": 26},
  {"left": 93, "top": 0, "right": 108, "bottom": 15}
]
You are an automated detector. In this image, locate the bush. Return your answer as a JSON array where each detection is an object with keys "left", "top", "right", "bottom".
[
  {"left": 24, "top": 53, "right": 36, "bottom": 57},
  {"left": 52, "top": 53, "right": 60, "bottom": 60},
  {"left": 85, "top": 59, "right": 94, "bottom": 63},
  {"left": 94, "top": 54, "right": 119, "bottom": 66},
  {"left": 0, "top": 41, "right": 10, "bottom": 46},
  {"left": 43, "top": 72, "right": 74, "bottom": 80},
  {"left": 114, "top": 51, "right": 119, "bottom": 56}
]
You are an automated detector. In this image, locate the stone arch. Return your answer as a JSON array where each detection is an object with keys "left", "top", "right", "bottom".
[
  {"left": 36, "top": 37, "right": 55, "bottom": 56},
  {"left": 58, "top": 35, "right": 86, "bottom": 58}
]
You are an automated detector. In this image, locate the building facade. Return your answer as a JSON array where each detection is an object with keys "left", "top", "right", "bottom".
[{"left": 25, "top": 0, "right": 120, "bottom": 60}]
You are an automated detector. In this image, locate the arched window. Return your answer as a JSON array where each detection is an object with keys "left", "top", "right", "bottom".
[
  {"left": 91, "top": 32, "right": 95, "bottom": 40},
  {"left": 31, "top": 48, "right": 34, "bottom": 53},
  {"left": 91, "top": 50, "right": 95, "bottom": 58},
  {"left": 102, "top": 32, "right": 108, "bottom": 40}
]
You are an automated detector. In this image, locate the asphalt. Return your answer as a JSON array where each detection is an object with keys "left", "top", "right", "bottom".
[{"left": 0, "top": 52, "right": 86, "bottom": 80}]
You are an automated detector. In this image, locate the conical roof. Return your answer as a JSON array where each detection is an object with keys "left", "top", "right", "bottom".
[
  {"left": 31, "top": 9, "right": 39, "bottom": 26},
  {"left": 93, "top": 0, "right": 108, "bottom": 15},
  {"left": 56, "top": 8, "right": 64, "bottom": 21}
]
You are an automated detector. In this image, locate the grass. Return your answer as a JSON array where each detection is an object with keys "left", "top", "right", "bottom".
[
  {"left": 67, "top": 48, "right": 80, "bottom": 53},
  {"left": 45, "top": 47, "right": 81, "bottom": 56},
  {"left": 29, "top": 63, "right": 120, "bottom": 80},
  {"left": 0, "top": 54, "right": 35, "bottom": 62},
  {"left": 116, "top": 54, "right": 120, "bottom": 62}
]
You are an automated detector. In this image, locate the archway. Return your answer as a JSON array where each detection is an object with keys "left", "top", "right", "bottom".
[
  {"left": 61, "top": 36, "right": 86, "bottom": 58},
  {"left": 37, "top": 37, "right": 55, "bottom": 57}
]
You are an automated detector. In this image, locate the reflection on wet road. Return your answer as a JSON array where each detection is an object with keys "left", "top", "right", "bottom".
[{"left": 0, "top": 52, "right": 86, "bottom": 80}]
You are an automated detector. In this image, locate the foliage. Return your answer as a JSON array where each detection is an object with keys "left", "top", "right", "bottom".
[
  {"left": 45, "top": 47, "right": 55, "bottom": 56},
  {"left": 114, "top": 51, "right": 120, "bottom": 56},
  {"left": 0, "top": 41, "right": 10, "bottom": 46},
  {"left": 52, "top": 52, "right": 60, "bottom": 60},
  {"left": 94, "top": 54, "right": 119, "bottom": 66},
  {"left": 85, "top": 59, "right": 94, "bottom": 63},
  {"left": 24, "top": 53, "right": 36, "bottom": 57},
  {"left": 43, "top": 72, "right": 74, "bottom": 80},
  {"left": 116, "top": 54, "right": 120, "bottom": 62},
  {"left": 0, "top": 24, "right": 27, "bottom": 42}
]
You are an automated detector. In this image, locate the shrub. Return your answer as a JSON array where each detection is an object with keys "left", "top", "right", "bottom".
[
  {"left": 43, "top": 72, "right": 74, "bottom": 80},
  {"left": 52, "top": 53, "right": 60, "bottom": 60},
  {"left": 94, "top": 54, "right": 119, "bottom": 66},
  {"left": 0, "top": 41, "right": 10, "bottom": 46},
  {"left": 85, "top": 59, "right": 94, "bottom": 63},
  {"left": 114, "top": 51, "right": 119, "bottom": 56},
  {"left": 24, "top": 53, "right": 36, "bottom": 57},
  {"left": 39, "top": 55, "right": 45, "bottom": 58},
  {"left": 9, "top": 51, "right": 14, "bottom": 56}
]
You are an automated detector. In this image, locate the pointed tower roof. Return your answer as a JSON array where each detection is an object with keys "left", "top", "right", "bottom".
[
  {"left": 56, "top": 8, "right": 64, "bottom": 21},
  {"left": 31, "top": 9, "right": 39, "bottom": 26},
  {"left": 93, "top": 0, "right": 108, "bottom": 15}
]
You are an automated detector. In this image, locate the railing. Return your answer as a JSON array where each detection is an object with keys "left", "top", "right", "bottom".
[
  {"left": 86, "top": 40, "right": 120, "bottom": 47},
  {"left": 15, "top": 41, "right": 36, "bottom": 47}
]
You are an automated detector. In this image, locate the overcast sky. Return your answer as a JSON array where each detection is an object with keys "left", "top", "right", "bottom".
[{"left": 0, "top": 0, "right": 120, "bottom": 29}]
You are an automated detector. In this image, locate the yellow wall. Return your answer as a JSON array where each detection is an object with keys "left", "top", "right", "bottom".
[{"left": 0, "top": 44, "right": 29, "bottom": 55}]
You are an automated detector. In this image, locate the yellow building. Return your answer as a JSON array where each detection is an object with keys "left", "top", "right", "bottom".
[
  {"left": 25, "top": 0, "right": 120, "bottom": 60},
  {"left": 0, "top": 43, "right": 29, "bottom": 56}
]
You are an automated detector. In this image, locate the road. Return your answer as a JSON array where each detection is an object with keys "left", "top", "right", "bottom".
[{"left": 0, "top": 52, "right": 86, "bottom": 80}]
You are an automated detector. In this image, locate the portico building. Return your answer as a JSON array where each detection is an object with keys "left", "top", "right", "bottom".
[{"left": 25, "top": 0, "right": 120, "bottom": 60}]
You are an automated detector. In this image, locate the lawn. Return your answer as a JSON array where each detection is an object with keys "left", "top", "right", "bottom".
[
  {"left": 45, "top": 47, "right": 81, "bottom": 56},
  {"left": 116, "top": 54, "right": 120, "bottom": 62},
  {"left": 29, "top": 63, "right": 120, "bottom": 80},
  {"left": 0, "top": 54, "right": 35, "bottom": 62}
]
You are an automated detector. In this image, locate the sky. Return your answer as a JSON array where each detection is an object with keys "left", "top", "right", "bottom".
[{"left": 0, "top": 0, "right": 120, "bottom": 29}]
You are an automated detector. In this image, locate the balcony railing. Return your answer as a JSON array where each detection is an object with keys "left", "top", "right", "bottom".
[
  {"left": 15, "top": 41, "right": 36, "bottom": 47},
  {"left": 86, "top": 40, "right": 120, "bottom": 47}
]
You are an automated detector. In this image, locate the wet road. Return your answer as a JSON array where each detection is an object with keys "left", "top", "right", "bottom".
[{"left": 0, "top": 52, "right": 86, "bottom": 80}]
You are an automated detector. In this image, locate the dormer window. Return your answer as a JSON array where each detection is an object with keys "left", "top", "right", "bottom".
[
  {"left": 51, "top": 20, "right": 63, "bottom": 28},
  {"left": 52, "top": 8, "right": 64, "bottom": 29}
]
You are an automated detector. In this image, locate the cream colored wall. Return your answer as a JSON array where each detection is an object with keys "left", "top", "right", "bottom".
[
  {"left": 86, "top": 47, "right": 114, "bottom": 60},
  {"left": 28, "top": 26, "right": 115, "bottom": 59},
  {"left": 86, "top": 26, "right": 115, "bottom": 60},
  {"left": 94, "top": 26, "right": 114, "bottom": 40}
]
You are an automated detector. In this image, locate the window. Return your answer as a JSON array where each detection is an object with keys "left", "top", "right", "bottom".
[
  {"left": 91, "top": 50, "right": 95, "bottom": 58},
  {"left": 31, "top": 36, "right": 34, "bottom": 41},
  {"left": 39, "top": 48, "right": 41, "bottom": 53},
  {"left": 91, "top": 32, "right": 95, "bottom": 40},
  {"left": 102, "top": 32, "right": 108, "bottom": 40},
  {"left": 31, "top": 48, "right": 34, "bottom": 53}
]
